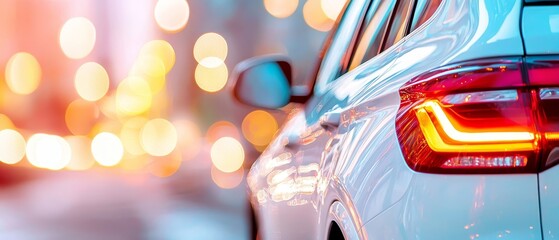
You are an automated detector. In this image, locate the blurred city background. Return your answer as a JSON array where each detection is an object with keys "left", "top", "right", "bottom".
[{"left": 0, "top": 0, "right": 345, "bottom": 239}]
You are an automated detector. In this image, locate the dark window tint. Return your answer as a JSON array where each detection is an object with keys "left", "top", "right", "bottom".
[
  {"left": 348, "top": 0, "right": 396, "bottom": 70},
  {"left": 410, "top": 0, "right": 443, "bottom": 31},
  {"left": 381, "top": 0, "right": 416, "bottom": 51}
]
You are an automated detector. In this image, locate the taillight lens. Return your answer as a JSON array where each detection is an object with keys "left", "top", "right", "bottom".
[
  {"left": 527, "top": 57, "right": 559, "bottom": 169},
  {"left": 396, "top": 58, "right": 547, "bottom": 174}
]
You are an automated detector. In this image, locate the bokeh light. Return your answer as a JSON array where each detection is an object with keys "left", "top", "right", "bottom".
[
  {"left": 173, "top": 118, "right": 202, "bottom": 160},
  {"left": 26, "top": 134, "right": 71, "bottom": 170},
  {"left": 98, "top": 94, "right": 119, "bottom": 120},
  {"left": 74, "top": 62, "right": 110, "bottom": 101},
  {"left": 303, "top": 0, "right": 334, "bottom": 32},
  {"left": 211, "top": 166, "right": 244, "bottom": 189},
  {"left": 65, "top": 136, "right": 95, "bottom": 171},
  {"left": 92, "top": 132, "right": 124, "bottom": 167},
  {"left": 154, "top": 0, "right": 190, "bottom": 32},
  {"left": 210, "top": 137, "right": 245, "bottom": 173},
  {"left": 90, "top": 119, "right": 122, "bottom": 137},
  {"left": 119, "top": 154, "right": 148, "bottom": 172},
  {"left": 120, "top": 117, "right": 148, "bottom": 156},
  {"left": 242, "top": 110, "right": 278, "bottom": 146},
  {"left": 0, "top": 114, "right": 15, "bottom": 130},
  {"left": 139, "top": 40, "right": 176, "bottom": 73},
  {"left": 206, "top": 121, "right": 241, "bottom": 143},
  {"left": 148, "top": 152, "right": 182, "bottom": 178},
  {"left": 193, "top": 33, "right": 228, "bottom": 67},
  {"left": 194, "top": 62, "right": 228, "bottom": 93},
  {"left": 5, "top": 52, "right": 41, "bottom": 95},
  {"left": 130, "top": 55, "right": 166, "bottom": 94},
  {"left": 253, "top": 144, "right": 268, "bottom": 152},
  {"left": 141, "top": 118, "right": 178, "bottom": 157},
  {"left": 116, "top": 76, "right": 152, "bottom": 116},
  {"left": 59, "top": 17, "right": 96, "bottom": 59},
  {"left": 263, "top": 0, "right": 299, "bottom": 18},
  {"left": 0, "top": 129, "right": 26, "bottom": 165},
  {"left": 320, "top": 0, "right": 346, "bottom": 20},
  {"left": 65, "top": 99, "right": 100, "bottom": 135}
]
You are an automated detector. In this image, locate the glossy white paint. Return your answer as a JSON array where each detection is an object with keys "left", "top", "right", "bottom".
[
  {"left": 522, "top": 6, "right": 559, "bottom": 55},
  {"left": 245, "top": 0, "right": 549, "bottom": 239},
  {"left": 361, "top": 174, "right": 542, "bottom": 239},
  {"left": 538, "top": 166, "right": 559, "bottom": 239}
]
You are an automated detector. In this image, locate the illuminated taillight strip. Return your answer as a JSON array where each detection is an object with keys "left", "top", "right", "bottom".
[
  {"left": 545, "top": 132, "right": 559, "bottom": 141},
  {"left": 418, "top": 100, "right": 535, "bottom": 143},
  {"left": 415, "top": 108, "right": 535, "bottom": 152}
]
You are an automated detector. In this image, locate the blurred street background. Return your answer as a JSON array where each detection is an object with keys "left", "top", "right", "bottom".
[{"left": 0, "top": 0, "right": 344, "bottom": 239}]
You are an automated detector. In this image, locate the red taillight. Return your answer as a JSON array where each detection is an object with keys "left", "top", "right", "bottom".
[
  {"left": 527, "top": 57, "right": 559, "bottom": 169},
  {"left": 395, "top": 57, "right": 559, "bottom": 174}
]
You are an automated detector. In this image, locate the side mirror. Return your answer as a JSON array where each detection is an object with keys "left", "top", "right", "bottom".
[{"left": 231, "top": 56, "right": 293, "bottom": 109}]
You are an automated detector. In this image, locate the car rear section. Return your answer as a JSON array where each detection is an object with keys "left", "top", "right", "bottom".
[
  {"left": 523, "top": 0, "right": 559, "bottom": 238},
  {"left": 352, "top": 0, "right": 559, "bottom": 239}
]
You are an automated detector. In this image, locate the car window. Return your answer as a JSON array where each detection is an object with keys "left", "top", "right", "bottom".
[
  {"left": 410, "top": 0, "right": 443, "bottom": 31},
  {"left": 381, "top": 0, "right": 416, "bottom": 51},
  {"left": 348, "top": 0, "right": 397, "bottom": 70},
  {"left": 313, "top": 0, "right": 370, "bottom": 95}
]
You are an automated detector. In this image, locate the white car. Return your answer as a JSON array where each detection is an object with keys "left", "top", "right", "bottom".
[{"left": 231, "top": 0, "right": 559, "bottom": 239}]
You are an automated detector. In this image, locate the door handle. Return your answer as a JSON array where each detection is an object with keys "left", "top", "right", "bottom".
[{"left": 320, "top": 111, "right": 341, "bottom": 129}]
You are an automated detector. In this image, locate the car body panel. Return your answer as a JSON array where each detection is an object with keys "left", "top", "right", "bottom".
[
  {"left": 538, "top": 166, "right": 559, "bottom": 239},
  {"left": 247, "top": 0, "right": 541, "bottom": 239},
  {"left": 361, "top": 174, "right": 542, "bottom": 239},
  {"left": 522, "top": 6, "right": 559, "bottom": 55}
]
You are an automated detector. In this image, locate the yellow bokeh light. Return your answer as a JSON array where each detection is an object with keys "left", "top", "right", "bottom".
[
  {"left": 154, "top": 0, "right": 190, "bottom": 32},
  {"left": 130, "top": 55, "right": 166, "bottom": 94},
  {"left": 253, "top": 144, "right": 268, "bottom": 152},
  {"left": 0, "top": 129, "right": 26, "bottom": 165},
  {"left": 206, "top": 121, "right": 241, "bottom": 142},
  {"left": 199, "top": 57, "right": 224, "bottom": 69},
  {"left": 65, "top": 99, "right": 100, "bottom": 135},
  {"left": 116, "top": 76, "right": 152, "bottom": 116},
  {"left": 0, "top": 114, "right": 15, "bottom": 130},
  {"left": 65, "top": 136, "right": 95, "bottom": 171},
  {"left": 98, "top": 94, "right": 119, "bottom": 120},
  {"left": 320, "top": 0, "right": 346, "bottom": 20},
  {"left": 119, "top": 154, "right": 149, "bottom": 172},
  {"left": 90, "top": 119, "right": 122, "bottom": 137},
  {"left": 263, "top": 0, "right": 299, "bottom": 18},
  {"left": 194, "top": 63, "right": 228, "bottom": 93},
  {"left": 91, "top": 132, "right": 124, "bottom": 167},
  {"left": 26, "top": 134, "right": 71, "bottom": 170},
  {"left": 193, "top": 32, "right": 228, "bottom": 66},
  {"left": 211, "top": 166, "right": 244, "bottom": 189},
  {"left": 59, "top": 17, "right": 96, "bottom": 59},
  {"left": 5, "top": 52, "right": 41, "bottom": 95},
  {"left": 242, "top": 110, "right": 278, "bottom": 146},
  {"left": 210, "top": 137, "right": 245, "bottom": 173},
  {"left": 120, "top": 117, "right": 148, "bottom": 156},
  {"left": 74, "top": 62, "right": 109, "bottom": 101},
  {"left": 303, "top": 0, "right": 334, "bottom": 32},
  {"left": 139, "top": 40, "right": 176, "bottom": 73},
  {"left": 141, "top": 118, "right": 178, "bottom": 157}
]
